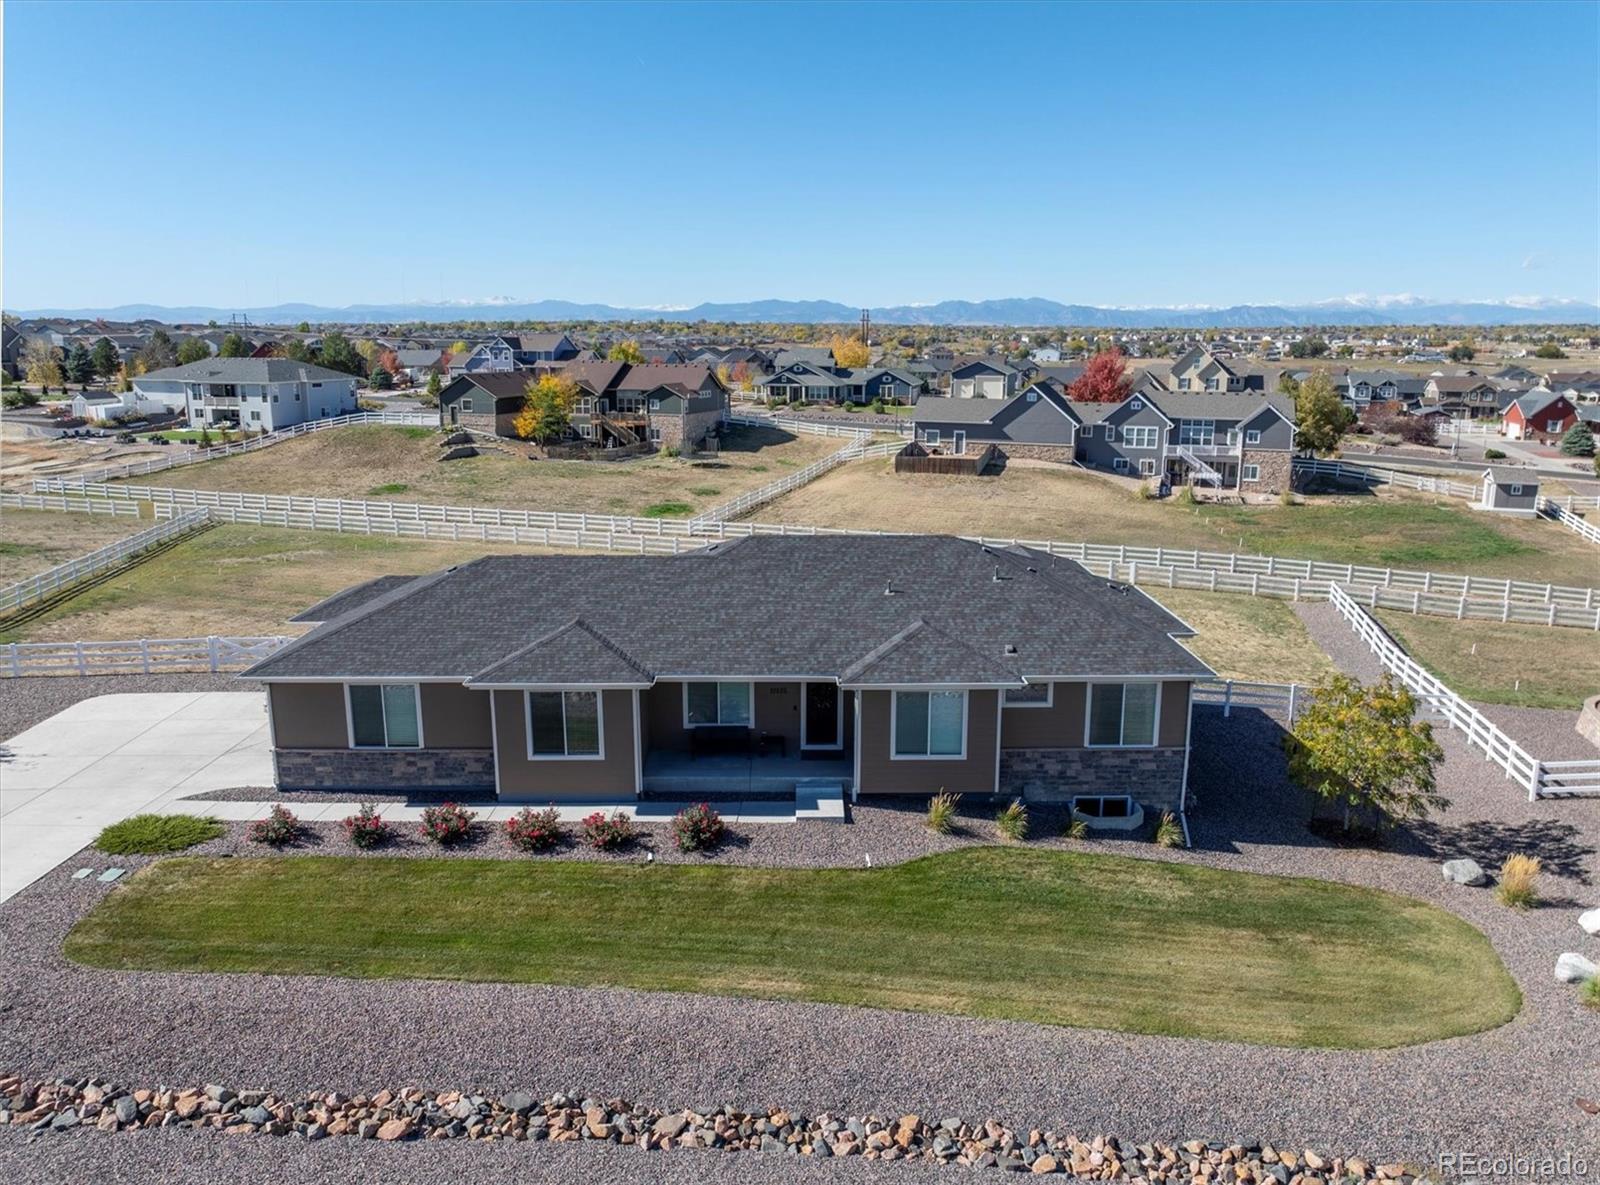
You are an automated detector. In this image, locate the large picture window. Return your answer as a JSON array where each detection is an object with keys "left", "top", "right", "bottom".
[
  {"left": 684, "top": 681, "right": 752, "bottom": 727},
  {"left": 893, "top": 690, "right": 966, "bottom": 758},
  {"left": 1122, "top": 425, "right": 1158, "bottom": 449},
  {"left": 347, "top": 683, "right": 421, "bottom": 748},
  {"left": 1087, "top": 682, "right": 1158, "bottom": 747},
  {"left": 526, "top": 690, "right": 602, "bottom": 758}
]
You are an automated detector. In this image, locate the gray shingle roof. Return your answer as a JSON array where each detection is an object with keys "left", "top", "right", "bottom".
[
  {"left": 135, "top": 358, "right": 357, "bottom": 384},
  {"left": 290, "top": 575, "right": 425, "bottom": 623},
  {"left": 911, "top": 395, "right": 1013, "bottom": 423},
  {"left": 247, "top": 536, "right": 1209, "bottom": 686}
]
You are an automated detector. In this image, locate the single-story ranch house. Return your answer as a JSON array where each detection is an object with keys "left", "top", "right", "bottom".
[
  {"left": 912, "top": 386, "right": 1298, "bottom": 491},
  {"left": 243, "top": 537, "right": 1212, "bottom": 815}
]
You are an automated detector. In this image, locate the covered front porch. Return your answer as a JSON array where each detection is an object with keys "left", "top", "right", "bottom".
[{"left": 641, "top": 749, "right": 852, "bottom": 796}]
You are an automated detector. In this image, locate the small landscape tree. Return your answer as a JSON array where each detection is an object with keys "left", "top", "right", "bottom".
[
  {"left": 1067, "top": 348, "right": 1132, "bottom": 403},
  {"left": 90, "top": 337, "right": 120, "bottom": 379},
  {"left": 219, "top": 332, "right": 249, "bottom": 358},
  {"left": 1534, "top": 342, "right": 1566, "bottom": 359},
  {"left": 1447, "top": 344, "right": 1475, "bottom": 363},
  {"left": 1558, "top": 422, "right": 1595, "bottom": 457},
  {"left": 176, "top": 337, "right": 212, "bottom": 365},
  {"left": 22, "top": 341, "right": 64, "bottom": 389},
  {"left": 512, "top": 373, "right": 579, "bottom": 442},
  {"left": 829, "top": 333, "right": 870, "bottom": 368},
  {"left": 606, "top": 338, "right": 646, "bottom": 364},
  {"left": 370, "top": 367, "right": 393, "bottom": 390},
  {"left": 425, "top": 370, "right": 442, "bottom": 400},
  {"left": 1293, "top": 371, "right": 1354, "bottom": 454},
  {"left": 64, "top": 341, "right": 95, "bottom": 385},
  {"left": 1284, "top": 674, "right": 1446, "bottom": 834},
  {"left": 136, "top": 329, "right": 177, "bottom": 372}
]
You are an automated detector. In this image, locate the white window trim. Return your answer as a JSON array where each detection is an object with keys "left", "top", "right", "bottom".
[
  {"left": 923, "top": 428, "right": 941, "bottom": 446},
  {"left": 524, "top": 688, "right": 606, "bottom": 761},
  {"left": 889, "top": 689, "right": 968, "bottom": 760},
  {"left": 800, "top": 681, "right": 846, "bottom": 751},
  {"left": 1003, "top": 681, "right": 1053, "bottom": 709},
  {"left": 1112, "top": 457, "right": 1130, "bottom": 472},
  {"left": 344, "top": 682, "right": 425, "bottom": 750},
  {"left": 1083, "top": 681, "right": 1161, "bottom": 749},
  {"left": 681, "top": 681, "right": 755, "bottom": 729},
  {"left": 1245, "top": 429, "right": 1261, "bottom": 444},
  {"left": 1139, "top": 458, "right": 1157, "bottom": 476},
  {"left": 1243, "top": 464, "right": 1261, "bottom": 482},
  {"left": 1509, "top": 483, "right": 1523, "bottom": 496},
  {"left": 1123, "top": 425, "right": 1158, "bottom": 449}
]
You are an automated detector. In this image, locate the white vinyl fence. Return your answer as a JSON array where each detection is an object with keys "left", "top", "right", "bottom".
[
  {"left": 1192, "top": 678, "right": 1307, "bottom": 721},
  {"left": 0, "top": 634, "right": 289, "bottom": 677},
  {"left": 692, "top": 432, "right": 872, "bottom": 525},
  {"left": 1293, "top": 457, "right": 1478, "bottom": 499},
  {"left": 61, "top": 411, "right": 438, "bottom": 485},
  {"left": 726, "top": 411, "right": 912, "bottom": 440},
  {"left": 1, "top": 491, "right": 143, "bottom": 519},
  {"left": 1327, "top": 583, "right": 1600, "bottom": 799},
  {"left": 1540, "top": 497, "right": 1600, "bottom": 546},
  {"left": 31, "top": 476, "right": 1600, "bottom": 629},
  {"left": 0, "top": 509, "right": 212, "bottom": 616}
]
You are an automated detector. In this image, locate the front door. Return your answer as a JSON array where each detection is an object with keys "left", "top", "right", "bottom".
[
  {"left": 952, "top": 430, "right": 967, "bottom": 455},
  {"left": 802, "top": 682, "right": 842, "bottom": 750}
]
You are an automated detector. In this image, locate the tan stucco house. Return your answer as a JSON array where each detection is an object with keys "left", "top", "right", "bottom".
[{"left": 243, "top": 537, "right": 1213, "bottom": 815}]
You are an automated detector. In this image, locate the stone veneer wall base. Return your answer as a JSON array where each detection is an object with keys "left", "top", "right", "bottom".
[
  {"left": 275, "top": 749, "right": 496, "bottom": 793},
  {"left": 1000, "top": 747, "right": 1187, "bottom": 812}
]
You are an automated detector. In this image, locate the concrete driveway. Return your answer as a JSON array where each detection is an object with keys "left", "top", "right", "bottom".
[{"left": 0, "top": 692, "right": 270, "bottom": 902}]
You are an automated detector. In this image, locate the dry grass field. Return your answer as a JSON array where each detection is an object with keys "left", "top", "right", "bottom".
[
  {"left": 0, "top": 525, "right": 578, "bottom": 644},
  {"left": 135, "top": 424, "right": 838, "bottom": 519},
  {"left": 1375, "top": 610, "right": 1600, "bottom": 710},
  {"left": 1141, "top": 588, "right": 1338, "bottom": 686},
  {"left": 756, "top": 458, "right": 1600, "bottom": 586},
  {"left": 0, "top": 508, "right": 154, "bottom": 586}
]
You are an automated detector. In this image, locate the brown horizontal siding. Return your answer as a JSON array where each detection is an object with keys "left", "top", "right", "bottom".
[
  {"left": 856, "top": 689, "right": 998, "bottom": 795},
  {"left": 1000, "top": 681, "right": 1191, "bottom": 750},
  {"left": 269, "top": 683, "right": 346, "bottom": 748},
  {"left": 420, "top": 683, "right": 493, "bottom": 749},
  {"left": 492, "top": 688, "right": 637, "bottom": 800},
  {"left": 1160, "top": 682, "right": 1190, "bottom": 748}
]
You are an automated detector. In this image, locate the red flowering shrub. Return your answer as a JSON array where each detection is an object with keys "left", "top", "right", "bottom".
[
  {"left": 341, "top": 803, "right": 391, "bottom": 849},
  {"left": 248, "top": 804, "right": 300, "bottom": 847},
  {"left": 506, "top": 806, "right": 565, "bottom": 853},
  {"left": 671, "top": 802, "right": 725, "bottom": 852},
  {"left": 420, "top": 801, "right": 477, "bottom": 846},
  {"left": 581, "top": 809, "right": 635, "bottom": 851}
]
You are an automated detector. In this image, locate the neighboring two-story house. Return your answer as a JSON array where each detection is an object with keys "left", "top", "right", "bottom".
[
  {"left": 913, "top": 387, "right": 1297, "bottom": 492},
  {"left": 132, "top": 359, "right": 359, "bottom": 431},
  {"left": 1337, "top": 370, "right": 1428, "bottom": 413},
  {"left": 243, "top": 535, "right": 1213, "bottom": 819},
  {"left": 502, "top": 332, "right": 580, "bottom": 366},
  {"left": 1422, "top": 375, "right": 1507, "bottom": 419},
  {"left": 446, "top": 338, "right": 517, "bottom": 376},
  {"left": 1501, "top": 389, "right": 1580, "bottom": 443}
]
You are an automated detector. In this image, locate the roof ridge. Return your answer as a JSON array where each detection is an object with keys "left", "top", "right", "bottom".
[
  {"left": 838, "top": 618, "right": 927, "bottom": 683},
  {"left": 467, "top": 614, "right": 654, "bottom": 684}
]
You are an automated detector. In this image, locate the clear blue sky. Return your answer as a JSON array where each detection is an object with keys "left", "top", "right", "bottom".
[{"left": 5, "top": 0, "right": 1597, "bottom": 311}]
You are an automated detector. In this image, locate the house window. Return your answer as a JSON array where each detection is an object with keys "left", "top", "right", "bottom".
[
  {"left": 347, "top": 683, "right": 421, "bottom": 749},
  {"left": 1004, "top": 682, "right": 1052, "bottom": 707},
  {"left": 1027, "top": 389, "right": 1038, "bottom": 403},
  {"left": 1204, "top": 378, "right": 1218, "bottom": 391},
  {"left": 1178, "top": 420, "right": 1215, "bottom": 446},
  {"left": 1129, "top": 398, "right": 1142, "bottom": 410},
  {"left": 249, "top": 411, "right": 261, "bottom": 422},
  {"left": 1509, "top": 483, "right": 1523, "bottom": 495},
  {"left": 1086, "top": 682, "right": 1158, "bottom": 747},
  {"left": 526, "top": 690, "right": 603, "bottom": 758},
  {"left": 684, "top": 681, "right": 752, "bottom": 727},
  {"left": 1243, "top": 464, "right": 1262, "bottom": 482},
  {"left": 649, "top": 398, "right": 661, "bottom": 410},
  {"left": 1177, "top": 378, "right": 1191, "bottom": 390},
  {"left": 1245, "top": 429, "right": 1261, "bottom": 444},
  {"left": 1104, "top": 423, "right": 1116, "bottom": 440},
  {"left": 892, "top": 690, "right": 966, "bottom": 758},
  {"left": 923, "top": 429, "right": 941, "bottom": 446},
  {"left": 649, "top": 427, "right": 662, "bottom": 445},
  {"left": 1546, "top": 420, "right": 1562, "bottom": 432},
  {"left": 1139, "top": 458, "right": 1157, "bottom": 476},
  {"left": 1123, "top": 425, "right": 1158, "bottom": 449},
  {"left": 1113, "top": 457, "right": 1130, "bottom": 472},
  {"left": 460, "top": 398, "right": 473, "bottom": 413}
]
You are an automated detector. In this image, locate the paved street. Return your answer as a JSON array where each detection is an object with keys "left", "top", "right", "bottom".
[{"left": 0, "top": 692, "right": 271, "bottom": 901}]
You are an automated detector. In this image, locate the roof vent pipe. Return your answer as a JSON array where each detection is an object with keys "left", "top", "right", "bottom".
[{"left": 1004, "top": 643, "right": 1018, "bottom": 656}]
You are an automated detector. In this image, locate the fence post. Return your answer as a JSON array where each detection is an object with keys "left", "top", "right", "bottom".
[
  {"left": 75, "top": 641, "right": 86, "bottom": 675},
  {"left": 1287, "top": 683, "right": 1298, "bottom": 721},
  {"left": 1222, "top": 680, "right": 1233, "bottom": 718},
  {"left": 208, "top": 636, "right": 220, "bottom": 672}
]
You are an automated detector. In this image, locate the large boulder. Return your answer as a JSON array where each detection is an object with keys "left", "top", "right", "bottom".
[
  {"left": 1441, "top": 858, "right": 1488, "bottom": 887},
  {"left": 1579, "top": 907, "right": 1600, "bottom": 936},
  {"left": 1555, "top": 952, "right": 1598, "bottom": 984}
]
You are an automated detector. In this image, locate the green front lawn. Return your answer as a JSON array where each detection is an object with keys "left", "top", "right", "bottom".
[{"left": 65, "top": 848, "right": 1517, "bottom": 1049}]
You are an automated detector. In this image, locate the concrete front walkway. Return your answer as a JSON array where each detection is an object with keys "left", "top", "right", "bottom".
[{"left": 0, "top": 692, "right": 271, "bottom": 902}]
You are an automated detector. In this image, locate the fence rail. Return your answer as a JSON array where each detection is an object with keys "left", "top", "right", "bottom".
[
  {"left": 0, "top": 509, "right": 213, "bottom": 616},
  {"left": 1192, "top": 678, "right": 1306, "bottom": 720},
  {"left": 0, "top": 634, "right": 289, "bottom": 677},
  {"left": 31, "top": 476, "right": 1600, "bottom": 629},
  {"left": 1, "top": 491, "right": 142, "bottom": 518},
  {"left": 1294, "top": 457, "right": 1478, "bottom": 499},
  {"left": 63, "top": 411, "right": 438, "bottom": 484},
  {"left": 1540, "top": 497, "right": 1600, "bottom": 546},
  {"left": 726, "top": 411, "right": 912, "bottom": 440},
  {"left": 692, "top": 431, "right": 871, "bottom": 525},
  {"left": 1326, "top": 584, "right": 1600, "bottom": 799}
]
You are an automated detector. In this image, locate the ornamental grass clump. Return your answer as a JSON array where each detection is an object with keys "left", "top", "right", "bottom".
[
  {"left": 1154, "top": 811, "right": 1184, "bottom": 849},
  {"left": 995, "top": 798, "right": 1029, "bottom": 843},
  {"left": 1063, "top": 816, "right": 1089, "bottom": 841},
  {"left": 506, "top": 807, "right": 565, "bottom": 853},
  {"left": 926, "top": 791, "right": 960, "bottom": 835},
  {"left": 420, "top": 802, "right": 477, "bottom": 846},
  {"left": 1582, "top": 976, "right": 1600, "bottom": 1011},
  {"left": 248, "top": 805, "right": 301, "bottom": 847},
  {"left": 1494, "top": 853, "right": 1541, "bottom": 909},
  {"left": 340, "top": 804, "right": 391, "bottom": 850},
  {"left": 671, "top": 803, "right": 725, "bottom": 853},
  {"left": 582, "top": 809, "right": 636, "bottom": 851}
]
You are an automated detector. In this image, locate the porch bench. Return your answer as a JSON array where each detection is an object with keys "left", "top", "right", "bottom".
[{"left": 690, "top": 724, "right": 752, "bottom": 759}]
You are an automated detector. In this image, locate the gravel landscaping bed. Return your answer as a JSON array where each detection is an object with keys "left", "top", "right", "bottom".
[{"left": 0, "top": 673, "right": 254, "bottom": 742}]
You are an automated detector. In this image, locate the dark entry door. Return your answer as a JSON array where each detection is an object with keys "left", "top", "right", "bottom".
[{"left": 803, "top": 682, "right": 841, "bottom": 749}]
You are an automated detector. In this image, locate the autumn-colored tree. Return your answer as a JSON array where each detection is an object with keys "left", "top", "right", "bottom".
[
  {"left": 1284, "top": 673, "right": 1446, "bottom": 833},
  {"left": 730, "top": 360, "right": 751, "bottom": 389},
  {"left": 512, "top": 374, "right": 579, "bottom": 442},
  {"left": 377, "top": 349, "right": 402, "bottom": 382},
  {"left": 1293, "top": 371, "right": 1353, "bottom": 454},
  {"left": 449, "top": 340, "right": 470, "bottom": 356},
  {"left": 607, "top": 339, "right": 646, "bottom": 364},
  {"left": 714, "top": 363, "right": 732, "bottom": 389},
  {"left": 829, "top": 334, "right": 870, "bottom": 368},
  {"left": 22, "top": 341, "right": 64, "bottom": 388},
  {"left": 1067, "top": 348, "right": 1132, "bottom": 403}
]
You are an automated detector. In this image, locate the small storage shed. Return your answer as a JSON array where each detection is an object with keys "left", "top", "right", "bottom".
[{"left": 1473, "top": 467, "right": 1539, "bottom": 517}]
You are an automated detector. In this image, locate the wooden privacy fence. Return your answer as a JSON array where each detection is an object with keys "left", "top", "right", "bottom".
[
  {"left": 58, "top": 410, "right": 438, "bottom": 485},
  {"left": 31, "top": 476, "right": 1600, "bottom": 628},
  {"left": 0, "top": 508, "right": 213, "bottom": 616},
  {"left": 0, "top": 634, "right": 289, "bottom": 677},
  {"left": 893, "top": 442, "right": 1002, "bottom": 476},
  {"left": 1326, "top": 583, "right": 1600, "bottom": 799}
]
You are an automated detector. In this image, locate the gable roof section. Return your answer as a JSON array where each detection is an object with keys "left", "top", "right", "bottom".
[
  {"left": 243, "top": 536, "right": 1211, "bottom": 686},
  {"left": 468, "top": 618, "right": 654, "bottom": 687},
  {"left": 442, "top": 371, "right": 530, "bottom": 401},
  {"left": 290, "top": 574, "right": 425, "bottom": 623},
  {"left": 839, "top": 619, "right": 1022, "bottom": 688}
]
